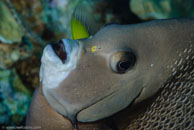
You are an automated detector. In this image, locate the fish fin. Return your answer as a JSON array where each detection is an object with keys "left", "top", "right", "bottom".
[{"left": 70, "top": 6, "right": 99, "bottom": 40}]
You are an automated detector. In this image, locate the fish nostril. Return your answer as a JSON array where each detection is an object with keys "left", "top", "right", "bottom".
[{"left": 51, "top": 41, "right": 67, "bottom": 63}]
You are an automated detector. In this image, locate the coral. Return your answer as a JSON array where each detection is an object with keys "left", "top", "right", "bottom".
[
  {"left": 0, "top": 69, "right": 31, "bottom": 125},
  {"left": 0, "top": 1, "right": 24, "bottom": 43},
  {"left": 0, "top": 38, "right": 32, "bottom": 69}
]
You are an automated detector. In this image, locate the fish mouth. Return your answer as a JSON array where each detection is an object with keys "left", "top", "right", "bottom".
[
  {"left": 50, "top": 40, "right": 67, "bottom": 64},
  {"left": 40, "top": 38, "right": 81, "bottom": 88},
  {"left": 49, "top": 39, "right": 80, "bottom": 64}
]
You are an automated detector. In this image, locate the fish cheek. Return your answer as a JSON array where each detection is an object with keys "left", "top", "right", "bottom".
[{"left": 76, "top": 76, "right": 144, "bottom": 122}]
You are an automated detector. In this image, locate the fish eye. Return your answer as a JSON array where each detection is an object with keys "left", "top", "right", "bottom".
[
  {"left": 117, "top": 60, "right": 131, "bottom": 72},
  {"left": 110, "top": 50, "right": 136, "bottom": 74}
]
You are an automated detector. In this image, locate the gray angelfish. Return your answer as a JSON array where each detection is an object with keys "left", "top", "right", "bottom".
[{"left": 26, "top": 9, "right": 194, "bottom": 130}]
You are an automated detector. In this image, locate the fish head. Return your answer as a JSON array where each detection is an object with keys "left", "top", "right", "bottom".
[{"left": 40, "top": 20, "right": 188, "bottom": 124}]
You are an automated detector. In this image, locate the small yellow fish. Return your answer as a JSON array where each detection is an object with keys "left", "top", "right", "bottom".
[{"left": 70, "top": 7, "right": 99, "bottom": 40}]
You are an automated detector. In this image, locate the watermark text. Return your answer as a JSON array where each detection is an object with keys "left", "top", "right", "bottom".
[{"left": 2, "top": 126, "right": 41, "bottom": 129}]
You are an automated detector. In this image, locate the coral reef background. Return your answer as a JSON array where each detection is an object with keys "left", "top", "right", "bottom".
[{"left": 0, "top": 0, "right": 193, "bottom": 127}]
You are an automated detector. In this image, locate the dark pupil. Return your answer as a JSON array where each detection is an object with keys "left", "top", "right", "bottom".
[{"left": 118, "top": 61, "right": 131, "bottom": 71}]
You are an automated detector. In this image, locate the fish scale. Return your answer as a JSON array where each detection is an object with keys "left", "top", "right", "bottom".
[{"left": 126, "top": 49, "right": 194, "bottom": 129}]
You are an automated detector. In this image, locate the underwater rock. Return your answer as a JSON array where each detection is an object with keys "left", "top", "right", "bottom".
[
  {"left": 0, "top": 69, "right": 32, "bottom": 125},
  {"left": 130, "top": 0, "right": 194, "bottom": 20},
  {"left": 0, "top": 1, "right": 24, "bottom": 44}
]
